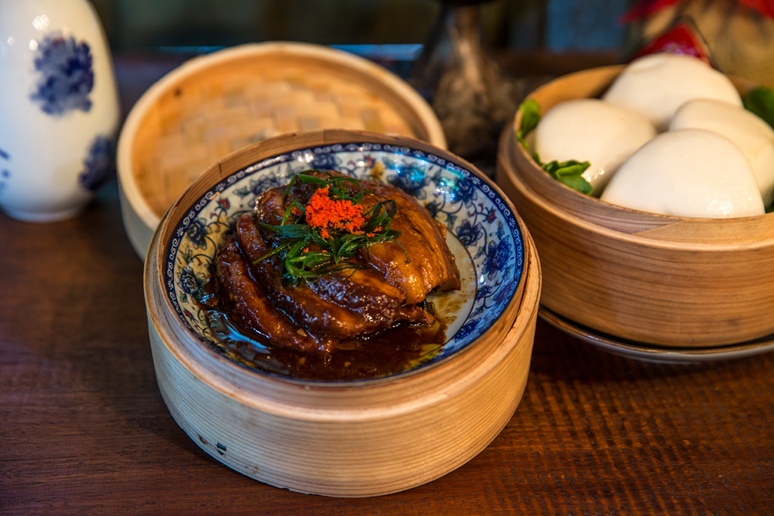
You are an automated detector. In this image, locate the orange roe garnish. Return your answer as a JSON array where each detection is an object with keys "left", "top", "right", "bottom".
[{"left": 305, "top": 185, "right": 366, "bottom": 239}]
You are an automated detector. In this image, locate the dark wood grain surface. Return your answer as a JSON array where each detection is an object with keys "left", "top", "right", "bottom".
[{"left": 1, "top": 53, "right": 773, "bottom": 515}]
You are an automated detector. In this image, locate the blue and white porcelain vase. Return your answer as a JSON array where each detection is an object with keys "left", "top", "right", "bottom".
[{"left": 0, "top": 0, "right": 119, "bottom": 222}]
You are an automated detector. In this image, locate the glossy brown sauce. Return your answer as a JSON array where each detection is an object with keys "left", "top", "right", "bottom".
[{"left": 200, "top": 305, "right": 447, "bottom": 381}]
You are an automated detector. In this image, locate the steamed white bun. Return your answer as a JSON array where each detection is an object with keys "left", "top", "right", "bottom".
[
  {"left": 600, "top": 129, "right": 765, "bottom": 218},
  {"left": 534, "top": 99, "right": 656, "bottom": 195},
  {"left": 670, "top": 98, "right": 774, "bottom": 206},
  {"left": 602, "top": 53, "right": 742, "bottom": 131}
]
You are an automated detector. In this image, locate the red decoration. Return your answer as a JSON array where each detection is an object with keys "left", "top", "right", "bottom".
[{"left": 627, "top": 21, "right": 714, "bottom": 65}]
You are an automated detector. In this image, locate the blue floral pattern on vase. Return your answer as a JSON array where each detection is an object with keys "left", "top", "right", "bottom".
[
  {"left": 30, "top": 35, "right": 94, "bottom": 116},
  {"left": 79, "top": 136, "right": 114, "bottom": 191},
  {"left": 163, "top": 143, "right": 524, "bottom": 381},
  {"left": 0, "top": 149, "right": 9, "bottom": 194}
]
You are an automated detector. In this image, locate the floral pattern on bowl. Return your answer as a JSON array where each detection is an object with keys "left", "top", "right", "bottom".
[{"left": 163, "top": 143, "right": 524, "bottom": 381}]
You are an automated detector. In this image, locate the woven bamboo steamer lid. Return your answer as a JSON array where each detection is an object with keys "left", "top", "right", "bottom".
[
  {"left": 144, "top": 129, "right": 541, "bottom": 497},
  {"left": 118, "top": 42, "right": 446, "bottom": 259},
  {"left": 496, "top": 66, "right": 774, "bottom": 348}
]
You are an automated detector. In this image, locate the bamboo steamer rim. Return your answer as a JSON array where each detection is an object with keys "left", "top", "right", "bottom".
[
  {"left": 510, "top": 65, "right": 774, "bottom": 252},
  {"left": 118, "top": 42, "right": 447, "bottom": 235},
  {"left": 147, "top": 128, "right": 538, "bottom": 419}
]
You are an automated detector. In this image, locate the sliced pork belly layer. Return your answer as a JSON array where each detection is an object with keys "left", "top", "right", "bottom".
[
  {"left": 214, "top": 236, "right": 333, "bottom": 354},
  {"left": 357, "top": 180, "right": 461, "bottom": 303},
  {"left": 235, "top": 215, "right": 431, "bottom": 340}
]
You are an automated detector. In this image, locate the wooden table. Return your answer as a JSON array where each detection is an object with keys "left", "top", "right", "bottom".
[{"left": 1, "top": 53, "right": 773, "bottom": 515}]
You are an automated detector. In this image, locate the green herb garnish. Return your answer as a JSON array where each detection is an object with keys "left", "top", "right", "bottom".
[
  {"left": 255, "top": 171, "right": 406, "bottom": 284},
  {"left": 516, "top": 99, "right": 593, "bottom": 195}
]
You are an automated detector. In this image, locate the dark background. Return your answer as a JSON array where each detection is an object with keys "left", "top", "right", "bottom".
[{"left": 90, "top": 0, "right": 632, "bottom": 56}]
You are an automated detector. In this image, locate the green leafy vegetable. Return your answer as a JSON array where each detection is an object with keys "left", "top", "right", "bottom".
[
  {"left": 542, "top": 160, "right": 593, "bottom": 195},
  {"left": 516, "top": 98, "right": 541, "bottom": 150},
  {"left": 743, "top": 86, "right": 774, "bottom": 130},
  {"left": 742, "top": 87, "right": 774, "bottom": 212},
  {"left": 515, "top": 99, "right": 593, "bottom": 195}
]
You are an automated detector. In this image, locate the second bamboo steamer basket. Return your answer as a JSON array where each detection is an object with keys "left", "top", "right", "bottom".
[
  {"left": 118, "top": 42, "right": 446, "bottom": 259},
  {"left": 496, "top": 66, "right": 774, "bottom": 348}
]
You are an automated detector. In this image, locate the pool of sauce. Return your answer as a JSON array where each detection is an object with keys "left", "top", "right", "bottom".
[{"left": 200, "top": 306, "right": 448, "bottom": 382}]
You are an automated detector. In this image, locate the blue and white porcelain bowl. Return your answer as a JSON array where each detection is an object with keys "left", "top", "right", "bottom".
[{"left": 157, "top": 131, "right": 526, "bottom": 382}]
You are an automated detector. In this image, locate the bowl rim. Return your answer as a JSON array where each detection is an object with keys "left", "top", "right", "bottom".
[
  {"left": 117, "top": 41, "right": 447, "bottom": 234},
  {"left": 152, "top": 129, "right": 528, "bottom": 386},
  {"left": 510, "top": 64, "right": 774, "bottom": 249}
]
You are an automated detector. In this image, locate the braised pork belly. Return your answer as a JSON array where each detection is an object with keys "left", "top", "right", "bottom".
[{"left": 206, "top": 170, "right": 460, "bottom": 357}]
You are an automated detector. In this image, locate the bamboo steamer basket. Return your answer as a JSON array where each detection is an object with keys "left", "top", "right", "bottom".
[
  {"left": 496, "top": 65, "right": 774, "bottom": 348},
  {"left": 145, "top": 129, "right": 541, "bottom": 497},
  {"left": 118, "top": 42, "right": 446, "bottom": 259}
]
